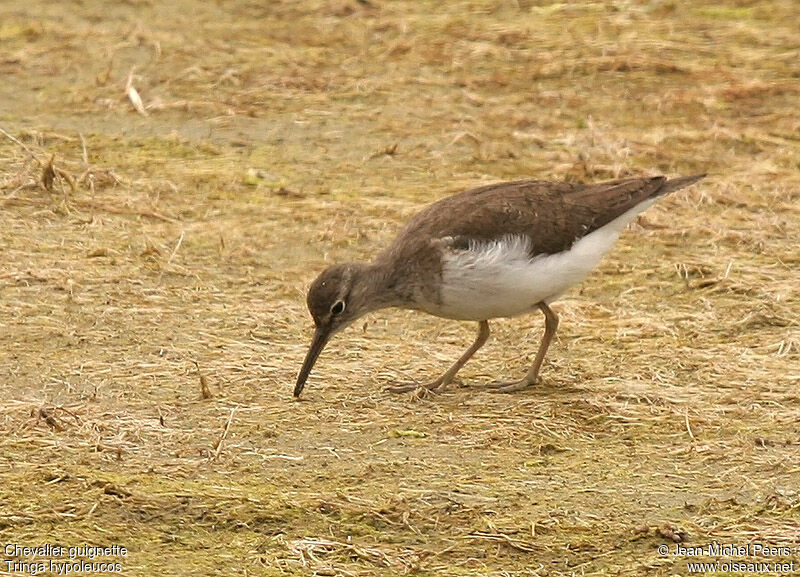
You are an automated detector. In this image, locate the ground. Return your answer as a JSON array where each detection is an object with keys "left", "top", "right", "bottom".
[{"left": 1, "top": 1, "right": 799, "bottom": 576}]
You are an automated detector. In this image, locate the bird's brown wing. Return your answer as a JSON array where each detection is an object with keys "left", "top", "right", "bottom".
[{"left": 392, "top": 176, "right": 691, "bottom": 257}]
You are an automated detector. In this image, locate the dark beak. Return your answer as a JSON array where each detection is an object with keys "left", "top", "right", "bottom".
[{"left": 294, "top": 326, "right": 332, "bottom": 397}]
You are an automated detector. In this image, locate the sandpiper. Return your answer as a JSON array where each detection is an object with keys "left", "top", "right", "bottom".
[{"left": 294, "top": 174, "right": 705, "bottom": 397}]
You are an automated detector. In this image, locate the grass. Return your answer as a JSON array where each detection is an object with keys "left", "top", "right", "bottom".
[{"left": 1, "top": 0, "right": 799, "bottom": 575}]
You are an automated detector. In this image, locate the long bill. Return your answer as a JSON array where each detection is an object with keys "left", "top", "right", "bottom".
[{"left": 294, "top": 326, "right": 332, "bottom": 397}]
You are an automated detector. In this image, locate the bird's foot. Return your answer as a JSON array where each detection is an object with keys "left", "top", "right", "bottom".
[
  {"left": 483, "top": 377, "right": 539, "bottom": 394},
  {"left": 385, "top": 378, "right": 446, "bottom": 396}
]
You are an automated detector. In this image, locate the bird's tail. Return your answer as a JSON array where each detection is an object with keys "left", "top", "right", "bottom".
[{"left": 660, "top": 174, "right": 706, "bottom": 195}]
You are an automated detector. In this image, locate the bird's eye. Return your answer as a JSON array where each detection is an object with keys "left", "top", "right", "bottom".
[{"left": 330, "top": 300, "right": 345, "bottom": 315}]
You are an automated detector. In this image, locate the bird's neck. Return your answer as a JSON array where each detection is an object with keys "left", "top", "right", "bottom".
[{"left": 350, "top": 260, "right": 406, "bottom": 313}]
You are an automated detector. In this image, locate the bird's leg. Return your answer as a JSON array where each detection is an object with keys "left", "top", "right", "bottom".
[
  {"left": 485, "top": 302, "right": 559, "bottom": 393},
  {"left": 386, "top": 320, "right": 490, "bottom": 394},
  {"left": 432, "top": 320, "right": 490, "bottom": 391}
]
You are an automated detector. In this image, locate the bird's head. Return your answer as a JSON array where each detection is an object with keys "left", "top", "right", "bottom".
[{"left": 294, "top": 263, "right": 377, "bottom": 397}]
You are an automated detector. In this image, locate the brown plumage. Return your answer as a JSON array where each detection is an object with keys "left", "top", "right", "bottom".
[{"left": 295, "top": 174, "right": 705, "bottom": 397}]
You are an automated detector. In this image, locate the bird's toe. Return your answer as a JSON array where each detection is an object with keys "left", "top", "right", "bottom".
[
  {"left": 384, "top": 382, "right": 419, "bottom": 394},
  {"left": 385, "top": 378, "right": 446, "bottom": 396},
  {"left": 483, "top": 377, "right": 538, "bottom": 393}
]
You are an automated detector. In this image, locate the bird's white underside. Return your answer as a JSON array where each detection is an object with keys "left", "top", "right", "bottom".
[{"left": 437, "top": 198, "right": 658, "bottom": 320}]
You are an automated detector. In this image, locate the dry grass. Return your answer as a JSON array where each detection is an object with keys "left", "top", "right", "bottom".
[{"left": 1, "top": 1, "right": 799, "bottom": 575}]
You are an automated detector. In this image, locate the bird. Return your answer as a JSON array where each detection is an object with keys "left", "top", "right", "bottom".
[{"left": 294, "top": 174, "right": 705, "bottom": 397}]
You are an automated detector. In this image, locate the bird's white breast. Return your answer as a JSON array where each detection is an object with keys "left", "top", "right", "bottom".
[{"left": 436, "top": 200, "right": 657, "bottom": 321}]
